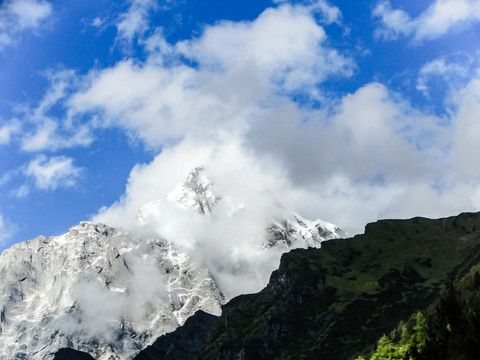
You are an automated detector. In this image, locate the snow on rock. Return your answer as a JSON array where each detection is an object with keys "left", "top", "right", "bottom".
[
  {"left": 166, "top": 166, "right": 219, "bottom": 215},
  {"left": 0, "top": 222, "right": 223, "bottom": 360},
  {"left": 266, "top": 214, "right": 343, "bottom": 249}
]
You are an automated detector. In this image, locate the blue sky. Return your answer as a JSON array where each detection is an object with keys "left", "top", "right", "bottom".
[{"left": 1, "top": 0, "right": 480, "bottom": 252}]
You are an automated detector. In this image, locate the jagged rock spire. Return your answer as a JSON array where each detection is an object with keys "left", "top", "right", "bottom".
[{"left": 166, "top": 166, "right": 220, "bottom": 214}]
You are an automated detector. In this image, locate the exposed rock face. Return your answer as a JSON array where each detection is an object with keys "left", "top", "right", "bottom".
[{"left": 0, "top": 223, "right": 223, "bottom": 360}]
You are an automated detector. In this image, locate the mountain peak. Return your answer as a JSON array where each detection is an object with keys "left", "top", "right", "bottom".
[{"left": 166, "top": 166, "right": 220, "bottom": 214}]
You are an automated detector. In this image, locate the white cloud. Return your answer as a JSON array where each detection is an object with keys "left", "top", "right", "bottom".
[
  {"left": 92, "top": 17, "right": 104, "bottom": 28},
  {"left": 176, "top": 4, "right": 353, "bottom": 93},
  {"left": 0, "top": 213, "right": 16, "bottom": 247},
  {"left": 89, "top": 68, "right": 480, "bottom": 240},
  {"left": 89, "top": 75, "right": 480, "bottom": 295},
  {"left": 70, "top": 60, "right": 225, "bottom": 147},
  {"left": 116, "top": 0, "right": 158, "bottom": 45},
  {"left": 0, "top": 121, "right": 21, "bottom": 145},
  {"left": 21, "top": 118, "right": 92, "bottom": 152},
  {"left": 373, "top": 1, "right": 414, "bottom": 40},
  {"left": 25, "top": 155, "right": 82, "bottom": 190},
  {"left": 416, "top": 55, "right": 472, "bottom": 96},
  {"left": 451, "top": 75, "right": 480, "bottom": 178},
  {"left": 69, "top": 3, "right": 354, "bottom": 149},
  {"left": 414, "top": 0, "right": 480, "bottom": 40},
  {"left": 373, "top": 0, "right": 480, "bottom": 41},
  {"left": 15, "top": 70, "right": 94, "bottom": 152},
  {"left": 9, "top": 184, "right": 30, "bottom": 198},
  {"left": 273, "top": 0, "right": 342, "bottom": 24},
  {"left": 311, "top": 0, "right": 342, "bottom": 24},
  {"left": 0, "top": 0, "right": 52, "bottom": 51}
]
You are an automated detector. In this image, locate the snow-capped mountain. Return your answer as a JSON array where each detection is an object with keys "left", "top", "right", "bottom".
[
  {"left": 140, "top": 166, "right": 343, "bottom": 250},
  {"left": 0, "top": 223, "right": 222, "bottom": 360},
  {"left": 0, "top": 167, "right": 342, "bottom": 360}
]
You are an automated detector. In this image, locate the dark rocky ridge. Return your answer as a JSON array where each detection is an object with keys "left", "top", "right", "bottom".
[{"left": 132, "top": 212, "right": 480, "bottom": 359}]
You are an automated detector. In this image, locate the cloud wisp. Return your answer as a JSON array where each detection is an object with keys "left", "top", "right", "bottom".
[
  {"left": 25, "top": 155, "right": 82, "bottom": 190},
  {"left": 373, "top": 0, "right": 480, "bottom": 41},
  {"left": 0, "top": 213, "right": 15, "bottom": 247},
  {"left": 0, "top": 0, "right": 52, "bottom": 51},
  {"left": 115, "top": 0, "right": 158, "bottom": 46},
  {"left": 416, "top": 55, "right": 473, "bottom": 96},
  {"left": 0, "top": 121, "right": 21, "bottom": 145}
]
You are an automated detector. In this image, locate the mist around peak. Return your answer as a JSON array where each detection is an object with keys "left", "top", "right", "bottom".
[{"left": 94, "top": 138, "right": 341, "bottom": 298}]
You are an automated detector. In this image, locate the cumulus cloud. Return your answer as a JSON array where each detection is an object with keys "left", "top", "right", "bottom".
[
  {"left": 70, "top": 3, "right": 354, "bottom": 149},
  {"left": 88, "top": 73, "right": 480, "bottom": 295},
  {"left": 373, "top": 0, "right": 480, "bottom": 41},
  {"left": 247, "top": 83, "right": 436, "bottom": 185},
  {"left": 311, "top": 0, "right": 342, "bottom": 24},
  {"left": 25, "top": 155, "right": 82, "bottom": 190},
  {"left": 0, "top": 0, "right": 52, "bottom": 51},
  {"left": 451, "top": 75, "right": 480, "bottom": 177},
  {"left": 70, "top": 61, "right": 218, "bottom": 147},
  {"left": 87, "top": 77, "right": 477, "bottom": 297},
  {"left": 175, "top": 4, "right": 353, "bottom": 93},
  {"left": 21, "top": 118, "right": 92, "bottom": 152}
]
